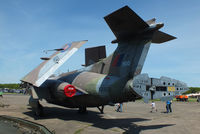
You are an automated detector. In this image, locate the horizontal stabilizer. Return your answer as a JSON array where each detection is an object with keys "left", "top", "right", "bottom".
[
  {"left": 104, "top": 6, "right": 149, "bottom": 39},
  {"left": 21, "top": 40, "right": 87, "bottom": 87},
  {"left": 105, "top": 6, "right": 176, "bottom": 44},
  {"left": 152, "top": 31, "right": 176, "bottom": 44}
]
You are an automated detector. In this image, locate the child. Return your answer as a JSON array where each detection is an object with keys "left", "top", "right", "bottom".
[
  {"left": 150, "top": 101, "right": 157, "bottom": 112},
  {"left": 116, "top": 103, "right": 123, "bottom": 112}
]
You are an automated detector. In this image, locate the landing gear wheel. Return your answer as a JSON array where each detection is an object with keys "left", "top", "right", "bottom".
[
  {"left": 78, "top": 107, "right": 87, "bottom": 114},
  {"left": 35, "top": 103, "right": 43, "bottom": 117},
  {"left": 97, "top": 105, "right": 104, "bottom": 114}
]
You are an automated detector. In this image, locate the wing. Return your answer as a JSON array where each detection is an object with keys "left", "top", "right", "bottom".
[{"left": 21, "top": 40, "right": 87, "bottom": 87}]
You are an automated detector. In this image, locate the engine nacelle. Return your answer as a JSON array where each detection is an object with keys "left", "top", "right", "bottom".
[
  {"left": 56, "top": 82, "right": 76, "bottom": 97},
  {"left": 64, "top": 84, "right": 76, "bottom": 97}
]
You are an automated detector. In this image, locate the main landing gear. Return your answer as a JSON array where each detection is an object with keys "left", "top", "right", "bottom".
[
  {"left": 97, "top": 105, "right": 104, "bottom": 114},
  {"left": 29, "top": 97, "right": 44, "bottom": 117},
  {"left": 35, "top": 102, "right": 44, "bottom": 117},
  {"left": 78, "top": 107, "right": 87, "bottom": 114},
  {"left": 78, "top": 105, "right": 105, "bottom": 114}
]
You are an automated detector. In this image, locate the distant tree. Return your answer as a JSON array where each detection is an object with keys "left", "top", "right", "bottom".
[
  {"left": 0, "top": 83, "right": 21, "bottom": 89},
  {"left": 184, "top": 87, "right": 200, "bottom": 94}
]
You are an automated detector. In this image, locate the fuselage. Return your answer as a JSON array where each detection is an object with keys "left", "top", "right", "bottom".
[{"left": 39, "top": 64, "right": 140, "bottom": 108}]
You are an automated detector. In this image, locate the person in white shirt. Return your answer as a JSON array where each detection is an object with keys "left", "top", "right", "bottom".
[{"left": 150, "top": 101, "right": 157, "bottom": 112}]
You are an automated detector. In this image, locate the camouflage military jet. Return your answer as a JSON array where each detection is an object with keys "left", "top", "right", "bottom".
[{"left": 21, "top": 6, "right": 188, "bottom": 116}]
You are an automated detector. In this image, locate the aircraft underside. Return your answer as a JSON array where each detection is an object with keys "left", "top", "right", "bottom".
[{"left": 28, "top": 88, "right": 139, "bottom": 116}]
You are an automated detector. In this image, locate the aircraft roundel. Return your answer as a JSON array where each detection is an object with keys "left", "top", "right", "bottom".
[{"left": 64, "top": 85, "right": 76, "bottom": 97}]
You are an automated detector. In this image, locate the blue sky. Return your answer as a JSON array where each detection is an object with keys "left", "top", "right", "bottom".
[{"left": 0, "top": 0, "right": 200, "bottom": 87}]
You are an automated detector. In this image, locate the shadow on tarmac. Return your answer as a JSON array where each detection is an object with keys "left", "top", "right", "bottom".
[
  {"left": 123, "top": 124, "right": 174, "bottom": 134},
  {"left": 24, "top": 107, "right": 174, "bottom": 134}
]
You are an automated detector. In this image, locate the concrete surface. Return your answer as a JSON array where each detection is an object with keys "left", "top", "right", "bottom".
[{"left": 0, "top": 94, "right": 200, "bottom": 134}]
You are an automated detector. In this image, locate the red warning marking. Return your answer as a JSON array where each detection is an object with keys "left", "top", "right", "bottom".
[{"left": 64, "top": 84, "right": 76, "bottom": 97}]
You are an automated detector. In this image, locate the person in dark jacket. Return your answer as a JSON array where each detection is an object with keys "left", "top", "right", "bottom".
[{"left": 166, "top": 100, "right": 170, "bottom": 113}]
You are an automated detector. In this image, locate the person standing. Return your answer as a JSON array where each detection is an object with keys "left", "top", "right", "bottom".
[
  {"left": 119, "top": 103, "right": 123, "bottom": 112},
  {"left": 116, "top": 103, "right": 123, "bottom": 112},
  {"left": 116, "top": 103, "right": 120, "bottom": 112},
  {"left": 197, "top": 96, "right": 200, "bottom": 102},
  {"left": 150, "top": 101, "right": 157, "bottom": 112},
  {"left": 169, "top": 100, "right": 172, "bottom": 112},
  {"left": 0, "top": 91, "right": 3, "bottom": 98},
  {"left": 166, "top": 100, "right": 171, "bottom": 113}
]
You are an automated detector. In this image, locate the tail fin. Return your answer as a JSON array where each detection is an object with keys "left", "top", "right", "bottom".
[
  {"left": 103, "top": 6, "right": 176, "bottom": 77},
  {"left": 21, "top": 40, "right": 87, "bottom": 87}
]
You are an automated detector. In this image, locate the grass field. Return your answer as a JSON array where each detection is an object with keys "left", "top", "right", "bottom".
[{"left": 138, "top": 97, "right": 198, "bottom": 102}]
